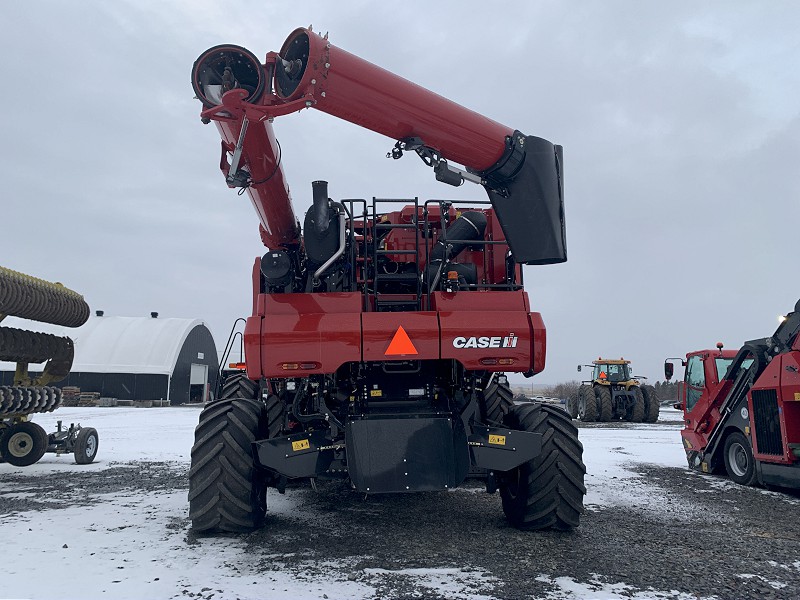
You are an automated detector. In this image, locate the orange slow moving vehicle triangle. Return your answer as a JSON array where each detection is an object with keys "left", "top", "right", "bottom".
[{"left": 385, "top": 325, "right": 418, "bottom": 356}]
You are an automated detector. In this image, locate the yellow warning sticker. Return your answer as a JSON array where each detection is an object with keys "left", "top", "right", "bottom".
[
  {"left": 370, "top": 390, "right": 383, "bottom": 397},
  {"left": 795, "top": 392, "right": 800, "bottom": 401},
  {"left": 488, "top": 434, "right": 506, "bottom": 446},
  {"left": 292, "top": 439, "right": 310, "bottom": 452}
]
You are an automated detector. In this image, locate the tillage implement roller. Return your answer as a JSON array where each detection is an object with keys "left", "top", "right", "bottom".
[
  {"left": 0, "top": 266, "right": 98, "bottom": 466},
  {"left": 188, "top": 26, "right": 585, "bottom": 532}
]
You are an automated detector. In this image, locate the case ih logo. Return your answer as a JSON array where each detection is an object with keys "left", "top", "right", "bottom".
[{"left": 452, "top": 335, "right": 518, "bottom": 349}]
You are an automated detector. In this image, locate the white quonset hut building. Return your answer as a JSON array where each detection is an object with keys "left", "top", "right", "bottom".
[{"left": 1, "top": 313, "right": 219, "bottom": 405}]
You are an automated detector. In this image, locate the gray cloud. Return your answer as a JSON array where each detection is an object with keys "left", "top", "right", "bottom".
[{"left": 2, "top": 1, "right": 798, "bottom": 384}]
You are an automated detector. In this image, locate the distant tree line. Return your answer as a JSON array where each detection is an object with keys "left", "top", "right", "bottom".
[
  {"left": 651, "top": 380, "right": 678, "bottom": 401},
  {"left": 516, "top": 379, "right": 679, "bottom": 402},
  {"left": 540, "top": 380, "right": 581, "bottom": 401}
]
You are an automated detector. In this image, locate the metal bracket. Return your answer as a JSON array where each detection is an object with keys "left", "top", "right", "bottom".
[{"left": 225, "top": 116, "right": 249, "bottom": 187}]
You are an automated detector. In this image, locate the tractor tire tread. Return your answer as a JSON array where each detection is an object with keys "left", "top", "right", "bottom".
[
  {"left": 483, "top": 375, "right": 514, "bottom": 426},
  {"left": 596, "top": 386, "right": 613, "bottom": 422},
  {"left": 626, "top": 386, "right": 645, "bottom": 422},
  {"left": 188, "top": 397, "right": 267, "bottom": 533},
  {"left": 578, "top": 385, "right": 598, "bottom": 422},
  {"left": 641, "top": 385, "right": 660, "bottom": 423},
  {"left": 500, "top": 404, "right": 586, "bottom": 531}
]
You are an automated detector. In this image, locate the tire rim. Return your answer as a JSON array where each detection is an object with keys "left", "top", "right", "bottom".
[
  {"left": 85, "top": 434, "right": 97, "bottom": 458},
  {"left": 727, "top": 442, "right": 749, "bottom": 477},
  {"left": 8, "top": 432, "right": 34, "bottom": 458}
]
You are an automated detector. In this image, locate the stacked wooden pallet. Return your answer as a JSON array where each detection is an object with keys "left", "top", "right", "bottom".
[
  {"left": 77, "top": 391, "right": 100, "bottom": 407},
  {"left": 61, "top": 386, "right": 81, "bottom": 407}
]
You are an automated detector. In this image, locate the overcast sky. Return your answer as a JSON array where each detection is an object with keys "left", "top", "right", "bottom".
[{"left": 1, "top": 1, "right": 798, "bottom": 385}]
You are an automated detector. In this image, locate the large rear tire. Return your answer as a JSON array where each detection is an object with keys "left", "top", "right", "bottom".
[
  {"left": 626, "top": 387, "right": 645, "bottom": 422},
  {"left": 499, "top": 404, "right": 586, "bottom": 530},
  {"left": 189, "top": 398, "right": 268, "bottom": 532},
  {"left": 641, "top": 385, "right": 660, "bottom": 423},
  {"left": 482, "top": 374, "right": 514, "bottom": 426},
  {"left": 189, "top": 373, "right": 277, "bottom": 533},
  {"left": 471, "top": 374, "right": 515, "bottom": 478},
  {"left": 596, "top": 386, "right": 613, "bottom": 422},
  {"left": 219, "top": 373, "right": 258, "bottom": 401},
  {"left": 1, "top": 421, "right": 48, "bottom": 467},
  {"left": 577, "top": 385, "right": 597, "bottom": 422}
]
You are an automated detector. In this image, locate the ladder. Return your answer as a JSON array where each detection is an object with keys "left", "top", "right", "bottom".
[{"left": 371, "top": 198, "right": 421, "bottom": 312}]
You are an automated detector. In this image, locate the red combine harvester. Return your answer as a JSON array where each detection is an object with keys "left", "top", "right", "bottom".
[
  {"left": 665, "top": 300, "right": 800, "bottom": 488},
  {"left": 189, "top": 27, "right": 585, "bottom": 532}
]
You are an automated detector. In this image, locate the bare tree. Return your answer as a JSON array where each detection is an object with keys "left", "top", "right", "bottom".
[{"left": 540, "top": 380, "right": 581, "bottom": 401}]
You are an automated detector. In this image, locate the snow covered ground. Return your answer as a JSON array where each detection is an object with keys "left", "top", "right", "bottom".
[{"left": 0, "top": 407, "right": 769, "bottom": 599}]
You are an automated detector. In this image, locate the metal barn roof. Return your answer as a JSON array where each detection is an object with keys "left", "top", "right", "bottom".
[{"left": 1, "top": 316, "right": 207, "bottom": 375}]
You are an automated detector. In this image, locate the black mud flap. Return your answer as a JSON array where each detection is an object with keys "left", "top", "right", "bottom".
[
  {"left": 469, "top": 426, "right": 542, "bottom": 471},
  {"left": 253, "top": 430, "right": 337, "bottom": 478},
  {"left": 346, "top": 417, "right": 469, "bottom": 493}
]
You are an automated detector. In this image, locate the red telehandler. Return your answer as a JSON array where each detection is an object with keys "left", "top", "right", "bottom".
[
  {"left": 188, "top": 27, "right": 585, "bottom": 532},
  {"left": 665, "top": 299, "right": 800, "bottom": 488}
]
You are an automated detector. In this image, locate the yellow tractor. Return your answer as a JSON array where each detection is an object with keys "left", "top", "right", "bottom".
[{"left": 567, "top": 358, "right": 659, "bottom": 423}]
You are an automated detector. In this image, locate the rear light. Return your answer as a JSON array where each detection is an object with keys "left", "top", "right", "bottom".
[
  {"left": 228, "top": 362, "right": 246, "bottom": 369},
  {"left": 480, "top": 358, "right": 516, "bottom": 366},
  {"left": 280, "top": 362, "right": 320, "bottom": 370}
]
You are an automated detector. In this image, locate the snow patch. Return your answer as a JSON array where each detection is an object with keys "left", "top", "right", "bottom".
[
  {"left": 737, "top": 573, "right": 788, "bottom": 589},
  {"left": 536, "top": 574, "right": 717, "bottom": 599}
]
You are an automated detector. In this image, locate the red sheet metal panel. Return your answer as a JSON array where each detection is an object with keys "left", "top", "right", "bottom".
[
  {"left": 433, "top": 292, "right": 534, "bottom": 372},
  {"left": 529, "top": 311, "right": 547, "bottom": 375},
  {"left": 362, "top": 312, "right": 440, "bottom": 362},
  {"left": 255, "top": 293, "right": 362, "bottom": 376}
]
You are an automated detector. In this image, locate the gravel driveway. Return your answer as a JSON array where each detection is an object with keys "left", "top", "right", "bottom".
[{"left": 3, "top": 418, "right": 800, "bottom": 599}]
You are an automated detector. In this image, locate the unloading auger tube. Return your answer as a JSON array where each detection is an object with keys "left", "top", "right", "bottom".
[
  {"left": 0, "top": 266, "right": 89, "bottom": 416},
  {"left": 191, "top": 27, "right": 566, "bottom": 264}
]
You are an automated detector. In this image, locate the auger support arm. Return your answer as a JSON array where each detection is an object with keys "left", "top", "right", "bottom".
[{"left": 192, "top": 28, "right": 565, "bottom": 264}]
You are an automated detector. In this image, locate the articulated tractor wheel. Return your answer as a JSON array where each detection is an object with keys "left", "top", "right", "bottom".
[
  {"left": 1, "top": 421, "right": 48, "bottom": 466},
  {"left": 596, "top": 386, "right": 613, "bottom": 422},
  {"left": 641, "top": 385, "right": 660, "bottom": 423},
  {"left": 499, "top": 404, "right": 586, "bottom": 530},
  {"left": 565, "top": 392, "right": 579, "bottom": 419},
  {"left": 188, "top": 374, "right": 284, "bottom": 533},
  {"left": 625, "top": 387, "right": 645, "bottom": 422},
  {"left": 577, "top": 384, "right": 597, "bottom": 422}
]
